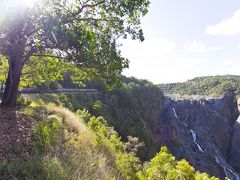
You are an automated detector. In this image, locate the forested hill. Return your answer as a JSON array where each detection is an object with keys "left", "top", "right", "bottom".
[
  {"left": 159, "top": 75, "right": 240, "bottom": 96},
  {"left": 0, "top": 76, "right": 219, "bottom": 179}
]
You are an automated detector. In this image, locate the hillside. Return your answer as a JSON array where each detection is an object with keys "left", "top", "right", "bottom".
[
  {"left": 0, "top": 94, "right": 218, "bottom": 179},
  {"left": 2, "top": 76, "right": 240, "bottom": 179},
  {"left": 159, "top": 75, "right": 240, "bottom": 96},
  {"left": 24, "top": 77, "right": 165, "bottom": 160}
]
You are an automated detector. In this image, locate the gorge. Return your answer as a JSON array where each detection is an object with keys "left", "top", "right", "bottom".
[
  {"left": 23, "top": 76, "right": 240, "bottom": 179},
  {"left": 156, "top": 93, "right": 240, "bottom": 179}
]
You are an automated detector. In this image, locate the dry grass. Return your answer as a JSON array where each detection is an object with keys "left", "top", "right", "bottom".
[
  {"left": 47, "top": 104, "right": 87, "bottom": 135},
  {"left": 43, "top": 105, "right": 121, "bottom": 180},
  {"left": 2, "top": 96, "right": 123, "bottom": 179}
]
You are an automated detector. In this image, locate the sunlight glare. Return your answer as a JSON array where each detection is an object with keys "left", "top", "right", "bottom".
[{"left": 20, "top": 0, "right": 37, "bottom": 8}]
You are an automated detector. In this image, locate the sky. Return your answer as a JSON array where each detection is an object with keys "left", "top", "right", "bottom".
[{"left": 120, "top": 0, "right": 240, "bottom": 84}]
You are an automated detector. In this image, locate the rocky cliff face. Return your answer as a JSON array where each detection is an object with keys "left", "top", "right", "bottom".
[{"left": 155, "top": 93, "right": 240, "bottom": 179}]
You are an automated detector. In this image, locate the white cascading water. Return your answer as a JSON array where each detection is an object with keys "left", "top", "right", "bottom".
[
  {"left": 172, "top": 108, "right": 178, "bottom": 119},
  {"left": 172, "top": 107, "right": 188, "bottom": 127},
  {"left": 190, "top": 129, "right": 204, "bottom": 152},
  {"left": 215, "top": 149, "right": 240, "bottom": 180},
  {"left": 172, "top": 107, "right": 204, "bottom": 152},
  {"left": 172, "top": 106, "right": 240, "bottom": 179}
]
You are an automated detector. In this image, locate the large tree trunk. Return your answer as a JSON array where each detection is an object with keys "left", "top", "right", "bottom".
[
  {"left": 1, "top": 57, "right": 23, "bottom": 107},
  {"left": 0, "top": 14, "right": 29, "bottom": 108}
]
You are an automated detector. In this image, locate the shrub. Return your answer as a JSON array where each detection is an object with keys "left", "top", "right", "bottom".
[
  {"left": 16, "top": 95, "right": 31, "bottom": 107},
  {"left": 34, "top": 115, "right": 63, "bottom": 152},
  {"left": 116, "top": 153, "right": 142, "bottom": 179},
  {"left": 42, "top": 157, "right": 67, "bottom": 180}
]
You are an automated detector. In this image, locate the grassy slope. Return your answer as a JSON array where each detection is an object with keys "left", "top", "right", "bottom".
[
  {"left": 0, "top": 105, "right": 123, "bottom": 179},
  {"left": 23, "top": 78, "right": 165, "bottom": 160},
  {"left": 0, "top": 96, "right": 219, "bottom": 180}
]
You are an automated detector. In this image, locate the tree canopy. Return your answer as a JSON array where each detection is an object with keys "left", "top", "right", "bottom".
[{"left": 0, "top": 0, "right": 150, "bottom": 107}]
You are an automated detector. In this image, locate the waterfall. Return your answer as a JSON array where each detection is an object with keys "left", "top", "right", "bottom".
[
  {"left": 170, "top": 100, "right": 240, "bottom": 179},
  {"left": 172, "top": 107, "right": 204, "bottom": 152},
  {"left": 215, "top": 149, "right": 240, "bottom": 180},
  {"left": 215, "top": 156, "right": 219, "bottom": 164},
  {"left": 190, "top": 129, "right": 204, "bottom": 152},
  {"left": 172, "top": 108, "right": 188, "bottom": 127},
  {"left": 172, "top": 108, "right": 178, "bottom": 119}
]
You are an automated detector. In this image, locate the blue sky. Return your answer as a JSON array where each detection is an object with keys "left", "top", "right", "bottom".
[{"left": 120, "top": 0, "right": 240, "bottom": 84}]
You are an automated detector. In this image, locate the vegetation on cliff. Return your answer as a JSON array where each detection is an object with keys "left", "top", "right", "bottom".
[
  {"left": 24, "top": 77, "right": 165, "bottom": 160},
  {"left": 0, "top": 95, "right": 219, "bottom": 179}
]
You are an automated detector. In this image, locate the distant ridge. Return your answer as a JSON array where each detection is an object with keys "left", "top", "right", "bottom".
[{"left": 159, "top": 75, "right": 240, "bottom": 96}]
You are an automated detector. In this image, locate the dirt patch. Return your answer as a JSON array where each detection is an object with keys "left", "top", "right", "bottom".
[{"left": 0, "top": 109, "right": 34, "bottom": 160}]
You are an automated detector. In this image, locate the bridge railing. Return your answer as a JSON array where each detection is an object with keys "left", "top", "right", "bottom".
[{"left": 19, "top": 88, "right": 99, "bottom": 94}]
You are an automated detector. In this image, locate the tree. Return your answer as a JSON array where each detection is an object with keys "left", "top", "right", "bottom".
[
  {"left": 146, "top": 146, "right": 176, "bottom": 179},
  {"left": 0, "top": 56, "right": 8, "bottom": 91},
  {"left": 0, "top": 0, "right": 150, "bottom": 107}
]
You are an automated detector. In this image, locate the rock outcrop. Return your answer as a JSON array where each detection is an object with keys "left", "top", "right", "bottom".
[
  {"left": 228, "top": 120, "right": 240, "bottom": 174},
  {"left": 155, "top": 93, "right": 240, "bottom": 179}
]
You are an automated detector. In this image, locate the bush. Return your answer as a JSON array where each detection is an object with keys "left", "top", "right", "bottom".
[
  {"left": 139, "top": 146, "right": 219, "bottom": 180},
  {"left": 34, "top": 115, "right": 63, "bottom": 152},
  {"left": 17, "top": 96, "right": 31, "bottom": 107},
  {"left": 42, "top": 157, "right": 67, "bottom": 180},
  {"left": 116, "top": 153, "right": 142, "bottom": 179}
]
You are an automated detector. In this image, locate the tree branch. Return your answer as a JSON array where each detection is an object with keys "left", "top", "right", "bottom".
[
  {"left": 63, "top": 0, "right": 106, "bottom": 24},
  {"left": 31, "top": 54, "right": 65, "bottom": 59}
]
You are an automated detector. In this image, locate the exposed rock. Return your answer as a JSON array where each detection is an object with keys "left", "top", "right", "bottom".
[
  {"left": 228, "top": 120, "right": 240, "bottom": 173},
  {"left": 155, "top": 93, "right": 240, "bottom": 179}
]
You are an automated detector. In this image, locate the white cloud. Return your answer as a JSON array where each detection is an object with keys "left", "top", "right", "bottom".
[
  {"left": 209, "top": 46, "right": 221, "bottom": 51},
  {"left": 184, "top": 39, "right": 207, "bottom": 53},
  {"left": 237, "top": 43, "right": 240, "bottom": 50},
  {"left": 184, "top": 39, "right": 220, "bottom": 53},
  {"left": 120, "top": 39, "right": 238, "bottom": 84},
  {"left": 223, "top": 59, "right": 233, "bottom": 65},
  {"left": 205, "top": 9, "right": 240, "bottom": 36}
]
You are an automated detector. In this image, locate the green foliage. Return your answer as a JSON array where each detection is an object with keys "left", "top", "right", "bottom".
[
  {"left": 59, "top": 94, "right": 73, "bottom": 110},
  {"left": 0, "top": 95, "right": 217, "bottom": 179},
  {"left": 16, "top": 95, "right": 32, "bottom": 107},
  {"left": 76, "top": 108, "right": 92, "bottom": 123},
  {"left": 139, "top": 146, "right": 218, "bottom": 180},
  {"left": 0, "top": 55, "right": 8, "bottom": 89},
  {"left": 95, "top": 77, "right": 165, "bottom": 160},
  {"left": 145, "top": 146, "right": 177, "bottom": 179},
  {"left": 0, "top": 157, "right": 42, "bottom": 180},
  {"left": 159, "top": 75, "right": 240, "bottom": 96},
  {"left": 116, "top": 153, "right": 142, "bottom": 179},
  {"left": 0, "top": 0, "right": 150, "bottom": 107},
  {"left": 20, "top": 106, "right": 38, "bottom": 117},
  {"left": 21, "top": 57, "right": 64, "bottom": 88},
  {"left": 195, "top": 172, "right": 219, "bottom": 180},
  {"left": 1, "top": 105, "right": 122, "bottom": 179},
  {"left": 21, "top": 56, "right": 91, "bottom": 89},
  {"left": 25, "top": 77, "right": 165, "bottom": 160},
  {"left": 34, "top": 115, "right": 63, "bottom": 151},
  {"left": 87, "top": 116, "right": 125, "bottom": 153},
  {"left": 167, "top": 159, "right": 195, "bottom": 180},
  {"left": 81, "top": 110, "right": 143, "bottom": 179},
  {"left": 42, "top": 157, "right": 67, "bottom": 180},
  {"left": 93, "top": 100, "right": 103, "bottom": 113}
]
